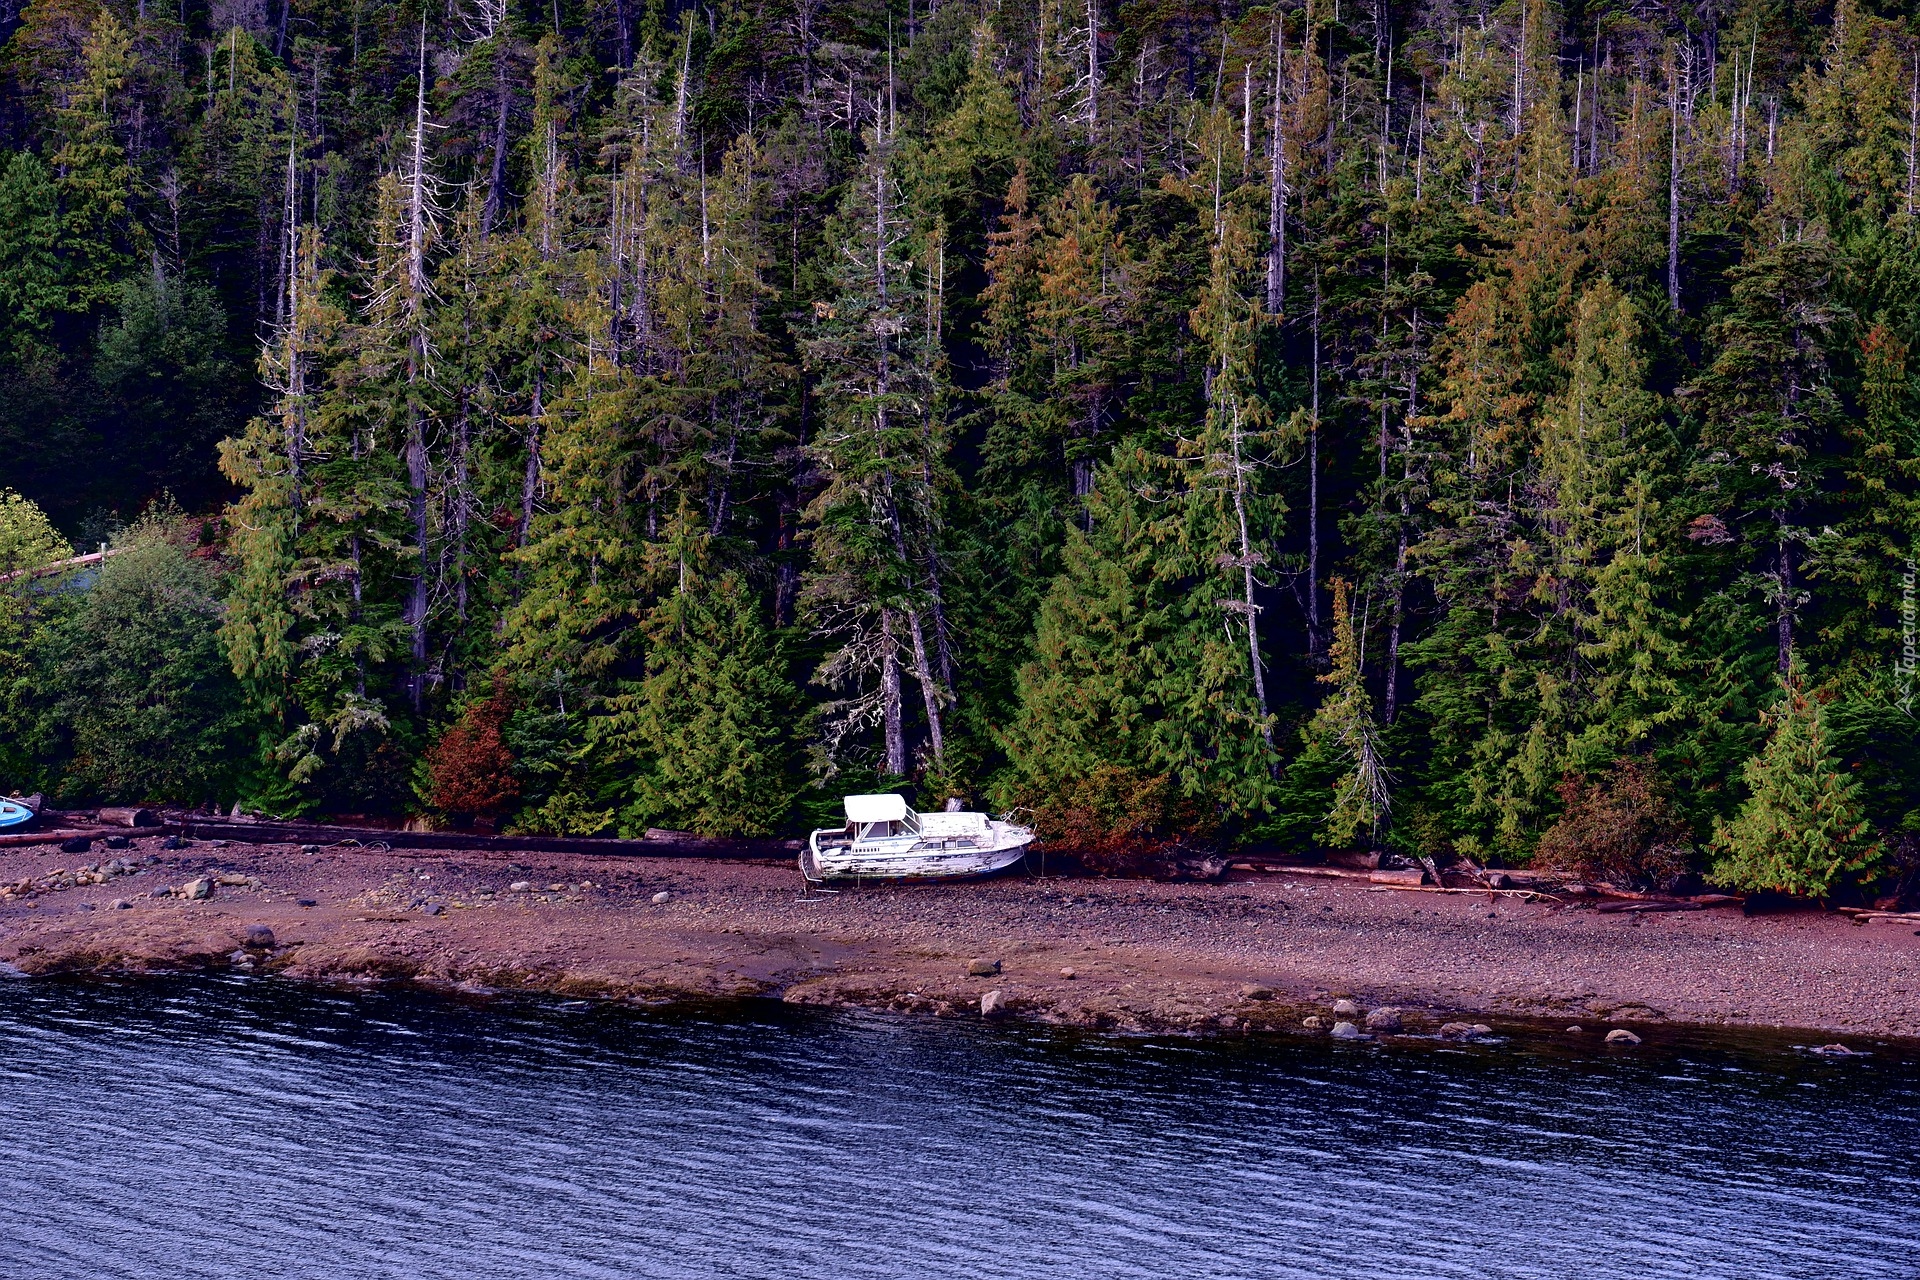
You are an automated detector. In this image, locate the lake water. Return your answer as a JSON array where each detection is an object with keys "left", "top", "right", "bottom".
[{"left": 0, "top": 976, "right": 1916, "bottom": 1280}]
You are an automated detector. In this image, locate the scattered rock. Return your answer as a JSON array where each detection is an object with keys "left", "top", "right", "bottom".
[
  {"left": 243, "top": 925, "right": 275, "bottom": 949},
  {"left": 1470, "top": 1025, "right": 1492, "bottom": 1037},
  {"left": 1364, "top": 1006, "right": 1403, "bottom": 1032},
  {"left": 1218, "top": 1015, "right": 1240, "bottom": 1029},
  {"left": 1605, "top": 1028, "right": 1642, "bottom": 1045},
  {"left": 1811, "top": 1043, "right": 1863, "bottom": 1057},
  {"left": 1302, "top": 1016, "right": 1325, "bottom": 1030},
  {"left": 422, "top": 902, "right": 445, "bottom": 917},
  {"left": 508, "top": 882, "right": 532, "bottom": 893},
  {"left": 299, "top": 844, "right": 321, "bottom": 855},
  {"left": 296, "top": 898, "right": 317, "bottom": 907},
  {"left": 58, "top": 837, "right": 92, "bottom": 855},
  {"left": 214, "top": 872, "right": 255, "bottom": 888},
  {"left": 181, "top": 878, "right": 213, "bottom": 901},
  {"left": 76, "top": 901, "right": 93, "bottom": 911},
  {"left": 1438, "top": 1022, "right": 1475, "bottom": 1039},
  {"left": 1566, "top": 1025, "right": 1583, "bottom": 1034},
  {"left": 111, "top": 898, "right": 131, "bottom": 910},
  {"left": 103, "top": 835, "right": 130, "bottom": 850},
  {"left": 1331, "top": 998, "right": 1361, "bottom": 1018},
  {"left": 227, "top": 950, "right": 254, "bottom": 968},
  {"left": 1329, "top": 1021, "right": 1364, "bottom": 1040},
  {"left": 966, "top": 957, "right": 1001, "bottom": 977},
  {"left": 651, "top": 890, "right": 673, "bottom": 904},
  {"left": 158, "top": 835, "right": 186, "bottom": 850},
  {"left": 1059, "top": 968, "right": 1076, "bottom": 979},
  {"left": 1239, "top": 983, "right": 1275, "bottom": 1001},
  {"left": 979, "top": 989, "right": 1007, "bottom": 1018},
  {"left": 148, "top": 887, "right": 169, "bottom": 899}
]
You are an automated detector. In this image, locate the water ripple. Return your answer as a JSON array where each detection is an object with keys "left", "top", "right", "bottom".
[{"left": 0, "top": 979, "right": 1915, "bottom": 1279}]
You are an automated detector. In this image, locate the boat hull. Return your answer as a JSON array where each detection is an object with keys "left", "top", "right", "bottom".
[
  {"left": 802, "top": 824, "right": 1035, "bottom": 883},
  {"left": 0, "top": 800, "right": 31, "bottom": 830}
]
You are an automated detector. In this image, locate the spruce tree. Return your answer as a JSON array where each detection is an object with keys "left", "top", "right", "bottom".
[
  {"left": 1713, "top": 663, "right": 1882, "bottom": 899},
  {"left": 602, "top": 557, "right": 804, "bottom": 839},
  {"left": 50, "top": 10, "right": 137, "bottom": 313},
  {"left": 1304, "top": 578, "right": 1390, "bottom": 848},
  {"left": 0, "top": 153, "right": 67, "bottom": 360},
  {"left": 999, "top": 450, "right": 1274, "bottom": 843}
]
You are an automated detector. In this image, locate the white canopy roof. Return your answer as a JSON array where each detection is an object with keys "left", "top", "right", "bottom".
[{"left": 844, "top": 793, "right": 911, "bottom": 823}]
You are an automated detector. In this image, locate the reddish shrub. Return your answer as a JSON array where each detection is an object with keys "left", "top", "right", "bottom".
[
  {"left": 426, "top": 679, "right": 519, "bottom": 821},
  {"left": 1534, "top": 757, "right": 1693, "bottom": 890},
  {"left": 1028, "top": 765, "right": 1213, "bottom": 875}
]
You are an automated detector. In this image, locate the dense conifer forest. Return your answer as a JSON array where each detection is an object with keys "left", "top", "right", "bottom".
[{"left": 0, "top": 0, "right": 1915, "bottom": 896}]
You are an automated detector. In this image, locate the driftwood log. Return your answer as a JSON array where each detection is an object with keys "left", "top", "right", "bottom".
[
  {"left": 98, "top": 807, "right": 162, "bottom": 828},
  {"left": 175, "top": 818, "right": 801, "bottom": 861},
  {"left": 0, "top": 829, "right": 112, "bottom": 848}
]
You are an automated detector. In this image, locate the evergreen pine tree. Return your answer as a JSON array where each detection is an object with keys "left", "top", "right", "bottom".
[
  {"left": 50, "top": 10, "right": 137, "bottom": 313},
  {"left": 1304, "top": 577, "right": 1390, "bottom": 848},
  {"left": 998, "top": 449, "right": 1274, "bottom": 845},
  {"left": 604, "top": 554, "right": 804, "bottom": 838},
  {"left": 1713, "top": 662, "right": 1882, "bottom": 899}
]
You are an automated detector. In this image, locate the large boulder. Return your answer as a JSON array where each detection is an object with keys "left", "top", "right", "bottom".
[{"left": 1364, "top": 1007, "right": 1403, "bottom": 1032}]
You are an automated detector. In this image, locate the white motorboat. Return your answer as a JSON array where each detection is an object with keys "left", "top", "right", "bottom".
[{"left": 803, "top": 794, "right": 1036, "bottom": 883}]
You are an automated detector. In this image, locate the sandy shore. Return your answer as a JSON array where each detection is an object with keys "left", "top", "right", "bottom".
[{"left": 3, "top": 835, "right": 1918, "bottom": 1045}]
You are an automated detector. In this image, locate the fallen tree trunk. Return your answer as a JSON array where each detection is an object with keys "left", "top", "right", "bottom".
[
  {"left": 98, "top": 807, "right": 162, "bottom": 828},
  {"left": 0, "top": 829, "right": 112, "bottom": 848},
  {"left": 1368, "top": 884, "right": 1550, "bottom": 899},
  {"left": 176, "top": 818, "right": 801, "bottom": 861}
]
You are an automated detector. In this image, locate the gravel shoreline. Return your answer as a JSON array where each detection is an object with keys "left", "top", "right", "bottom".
[{"left": 3, "top": 836, "right": 1918, "bottom": 1046}]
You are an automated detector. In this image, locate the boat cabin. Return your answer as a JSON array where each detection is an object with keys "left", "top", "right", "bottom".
[
  {"left": 804, "top": 792, "right": 1034, "bottom": 883},
  {"left": 842, "top": 793, "right": 922, "bottom": 842}
]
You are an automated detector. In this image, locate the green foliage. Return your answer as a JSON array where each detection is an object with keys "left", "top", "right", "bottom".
[
  {"left": 0, "top": 152, "right": 68, "bottom": 360},
  {"left": 998, "top": 450, "right": 1276, "bottom": 843},
  {"left": 0, "top": 0, "right": 1901, "bottom": 881},
  {"left": 1712, "top": 665, "right": 1883, "bottom": 899},
  {"left": 23, "top": 525, "right": 252, "bottom": 804},
  {"left": 1304, "top": 579, "right": 1389, "bottom": 849},
  {"left": 93, "top": 266, "right": 249, "bottom": 501},
  {"left": 597, "top": 568, "right": 805, "bottom": 838}
]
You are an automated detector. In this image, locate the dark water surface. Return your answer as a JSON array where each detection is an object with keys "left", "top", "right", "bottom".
[{"left": 1, "top": 977, "right": 1917, "bottom": 1280}]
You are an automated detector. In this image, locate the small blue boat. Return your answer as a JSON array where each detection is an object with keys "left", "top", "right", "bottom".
[{"left": 0, "top": 799, "right": 32, "bottom": 830}]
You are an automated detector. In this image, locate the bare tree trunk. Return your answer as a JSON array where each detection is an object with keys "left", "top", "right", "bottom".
[
  {"left": 1776, "top": 517, "right": 1794, "bottom": 675},
  {"left": 1667, "top": 55, "right": 1681, "bottom": 313},
  {"left": 403, "top": 31, "right": 434, "bottom": 713},
  {"left": 454, "top": 391, "right": 471, "bottom": 622},
  {"left": 1266, "top": 17, "right": 1286, "bottom": 313},
  {"left": 482, "top": 51, "right": 511, "bottom": 238},
  {"left": 1228, "top": 403, "right": 1272, "bottom": 743},
  {"left": 907, "top": 609, "right": 945, "bottom": 765},
  {"left": 406, "top": 374, "right": 428, "bottom": 712},
  {"left": 1307, "top": 276, "right": 1322, "bottom": 657},
  {"left": 519, "top": 371, "right": 542, "bottom": 546},
  {"left": 881, "top": 608, "right": 906, "bottom": 777}
]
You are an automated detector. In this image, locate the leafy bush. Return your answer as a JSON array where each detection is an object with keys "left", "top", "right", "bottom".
[
  {"left": 29, "top": 525, "right": 252, "bottom": 805},
  {"left": 1022, "top": 763, "right": 1185, "bottom": 873},
  {"left": 1533, "top": 758, "right": 1693, "bottom": 890},
  {"left": 424, "top": 677, "right": 519, "bottom": 824}
]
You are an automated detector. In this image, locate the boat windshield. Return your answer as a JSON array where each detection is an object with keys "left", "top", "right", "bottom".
[{"left": 853, "top": 812, "right": 921, "bottom": 841}]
